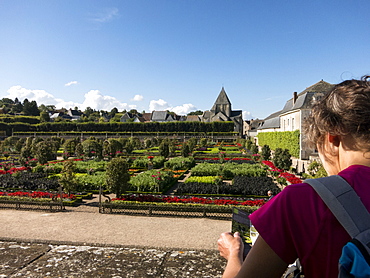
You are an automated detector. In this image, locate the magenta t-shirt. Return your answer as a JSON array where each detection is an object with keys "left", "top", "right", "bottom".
[{"left": 249, "top": 165, "right": 370, "bottom": 278}]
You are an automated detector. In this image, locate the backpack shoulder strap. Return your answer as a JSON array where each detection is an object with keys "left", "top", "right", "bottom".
[{"left": 305, "top": 175, "right": 370, "bottom": 238}]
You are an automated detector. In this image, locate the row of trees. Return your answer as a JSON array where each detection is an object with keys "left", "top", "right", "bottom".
[
  {"left": 0, "top": 97, "right": 206, "bottom": 122},
  {"left": 0, "top": 135, "right": 212, "bottom": 165}
]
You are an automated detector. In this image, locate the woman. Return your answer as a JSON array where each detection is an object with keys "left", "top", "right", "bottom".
[{"left": 218, "top": 76, "right": 370, "bottom": 278}]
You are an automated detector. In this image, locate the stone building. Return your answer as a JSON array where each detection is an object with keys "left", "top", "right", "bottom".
[
  {"left": 257, "top": 80, "right": 334, "bottom": 160},
  {"left": 201, "top": 87, "right": 243, "bottom": 134}
]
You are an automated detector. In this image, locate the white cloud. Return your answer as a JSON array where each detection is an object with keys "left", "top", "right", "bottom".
[
  {"left": 149, "top": 99, "right": 196, "bottom": 115},
  {"left": 242, "top": 111, "right": 253, "bottom": 120},
  {"left": 149, "top": 99, "right": 170, "bottom": 111},
  {"left": 91, "top": 7, "right": 119, "bottom": 23},
  {"left": 81, "top": 90, "right": 129, "bottom": 111},
  {"left": 171, "top": 103, "right": 197, "bottom": 115},
  {"left": 131, "top": 94, "right": 143, "bottom": 101},
  {"left": 4, "top": 86, "right": 197, "bottom": 115},
  {"left": 4, "top": 86, "right": 131, "bottom": 112},
  {"left": 65, "top": 81, "right": 78, "bottom": 87},
  {"left": 7, "top": 85, "right": 65, "bottom": 106}
]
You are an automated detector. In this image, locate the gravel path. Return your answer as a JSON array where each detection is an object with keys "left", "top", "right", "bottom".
[
  {"left": 0, "top": 196, "right": 230, "bottom": 277},
  {"left": 0, "top": 195, "right": 230, "bottom": 250}
]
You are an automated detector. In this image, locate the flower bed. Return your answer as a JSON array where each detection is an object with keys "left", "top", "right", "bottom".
[
  {"left": 262, "top": 160, "right": 302, "bottom": 184},
  {"left": 0, "top": 192, "right": 70, "bottom": 211},
  {"left": 100, "top": 194, "right": 263, "bottom": 219},
  {"left": 111, "top": 194, "right": 265, "bottom": 207},
  {"left": 0, "top": 191, "right": 78, "bottom": 210}
]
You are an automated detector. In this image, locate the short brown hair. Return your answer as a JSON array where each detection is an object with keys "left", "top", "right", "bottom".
[{"left": 305, "top": 76, "right": 370, "bottom": 152}]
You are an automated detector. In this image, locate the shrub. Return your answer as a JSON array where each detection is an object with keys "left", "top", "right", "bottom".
[
  {"left": 75, "top": 172, "right": 106, "bottom": 191},
  {"left": 0, "top": 172, "right": 59, "bottom": 191},
  {"left": 106, "top": 157, "right": 130, "bottom": 198},
  {"left": 164, "top": 157, "right": 195, "bottom": 170},
  {"left": 232, "top": 176, "right": 281, "bottom": 196},
  {"left": 177, "top": 176, "right": 280, "bottom": 196},
  {"left": 190, "top": 163, "right": 266, "bottom": 179},
  {"left": 129, "top": 169, "right": 174, "bottom": 192}
]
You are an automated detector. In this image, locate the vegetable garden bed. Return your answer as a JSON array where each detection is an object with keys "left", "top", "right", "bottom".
[{"left": 100, "top": 202, "right": 257, "bottom": 220}]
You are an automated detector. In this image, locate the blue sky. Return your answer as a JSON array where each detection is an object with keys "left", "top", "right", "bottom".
[{"left": 0, "top": 0, "right": 369, "bottom": 119}]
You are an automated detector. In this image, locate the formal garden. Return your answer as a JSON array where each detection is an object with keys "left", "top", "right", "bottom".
[{"left": 0, "top": 135, "right": 326, "bottom": 218}]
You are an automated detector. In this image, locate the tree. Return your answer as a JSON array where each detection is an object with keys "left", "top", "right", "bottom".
[
  {"left": 124, "top": 141, "right": 134, "bottom": 154},
  {"left": 169, "top": 140, "right": 177, "bottom": 157},
  {"left": 181, "top": 142, "right": 190, "bottom": 157},
  {"left": 128, "top": 109, "right": 138, "bottom": 115},
  {"left": 81, "top": 138, "right": 103, "bottom": 158},
  {"left": 84, "top": 107, "right": 94, "bottom": 117},
  {"left": 23, "top": 99, "right": 40, "bottom": 116},
  {"left": 59, "top": 159, "right": 77, "bottom": 194},
  {"left": 63, "top": 138, "right": 80, "bottom": 158},
  {"left": 261, "top": 145, "right": 271, "bottom": 160},
  {"left": 159, "top": 140, "right": 169, "bottom": 158},
  {"left": 2, "top": 136, "right": 20, "bottom": 152},
  {"left": 129, "top": 136, "right": 141, "bottom": 149},
  {"left": 34, "top": 141, "right": 55, "bottom": 164},
  {"left": 187, "top": 110, "right": 203, "bottom": 115},
  {"left": 75, "top": 143, "right": 84, "bottom": 158},
  {"left": 11, "top": 101, "right": 23, "bottom": 114},
  {"left": 245, "top": 140, "right": 253, "bottom": 150},
  {"left": 105, "top": 157, "right": 130, "bottom": 198},
  {"left": 187, "top": 138, "right": 197, "bottom": 153},
  {"left": 102, "top": 138, "right": 122, "bottom": 158},
  {"left": 273, "top": 148, "right": 292, "bottom": 171},
  {"left": 40, "top": 111, "right": 50, "bottom": 122},
  {"left": 200, "top": 138, "right": 208, "bottom": 148},
  {"left": 250, "top": 144, "right": 259, "bottom": 155},
  {"left": 144, "top": 138, "right": 152, "bottom": 149},
  {"left": 109, "top": 107, "right": 118, "bottom": 117}
]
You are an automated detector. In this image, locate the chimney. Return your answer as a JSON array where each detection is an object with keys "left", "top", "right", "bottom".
[{"left": 293, "top": 92, "right": 298, "bottom": 104}]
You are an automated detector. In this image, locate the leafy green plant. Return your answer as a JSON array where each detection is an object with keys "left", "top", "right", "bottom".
[
  {"left": 185, "top": 176, "right": 222, "bottom": 184},
  {"left": 164, "top": 157, "right": 195, "bottom": 170},
  {"left": 105, "top": 157, "right": 130, "bottom": 198},
  {"left": 129, "top": 169, "right": 174, "bottom": 192},
  {"left": 273, "top": 148, "right": 292, "bottom": 171},
  {"left": 59, "top": 159, "right": 77, "bottom": 194}
]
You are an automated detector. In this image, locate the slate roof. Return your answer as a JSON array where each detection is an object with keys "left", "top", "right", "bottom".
[
  {"left": 297, "top": 80, "right": 334, "bottom": 97},
  {"left": 211, "top": 87, "right": 231, "bottom": 112},
  {"left": 50, "top": 112, "right": 64, "bottom": 119},
  {"left": 280, "top": 80, "right": 334, "bottom": 115},
  {"left": 151, "top": 111, "right": 170, "bottom": 122},
  {"left": 142, "top": 113, "right": 152, "bottom": 122},
  {"left": 186, "top": 115, "right": 201, "bottom": 122},
  {"left": 68, "top": 109, "right": 82, "bottom": 116},
  {"left": 230, "top": 110, "right": 242, "bottom": 117},
  {"left": 258, "top": 111, "right": 281, "bottom": 130}
]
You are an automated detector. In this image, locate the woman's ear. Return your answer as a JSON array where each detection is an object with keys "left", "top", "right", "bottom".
[{"left": 327, "top": 134, "right": 340, "bottom": 147}]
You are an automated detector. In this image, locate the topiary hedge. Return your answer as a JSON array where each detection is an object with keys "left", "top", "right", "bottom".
[{"left": 257, "top": 130, "right": 300, "bottom": 158}]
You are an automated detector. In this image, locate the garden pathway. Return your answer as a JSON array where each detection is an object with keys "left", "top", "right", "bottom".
[
  {"left": 165, "top": 171, "right": 192, "bottom": 195},
  {"left": 0, "top": 193, "right": 231, "bottom": 250}
]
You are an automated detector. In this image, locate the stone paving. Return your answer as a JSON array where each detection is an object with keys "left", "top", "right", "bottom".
[{"left": 0, "top": 241, "right": 225, "bottom": 277}]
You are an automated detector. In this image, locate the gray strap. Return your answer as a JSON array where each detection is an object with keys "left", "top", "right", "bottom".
[{"left": 305, "top": 175, "right": 370, "bottom": 238}]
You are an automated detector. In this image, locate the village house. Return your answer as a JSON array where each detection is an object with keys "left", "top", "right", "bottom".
[{"left": 256, "top": 80, "right": 334, "bottom": 160}]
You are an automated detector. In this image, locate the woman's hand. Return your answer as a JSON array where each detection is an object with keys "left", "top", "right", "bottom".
[{"left": 217, "top": 232, "right": 244, "bottom": 261}]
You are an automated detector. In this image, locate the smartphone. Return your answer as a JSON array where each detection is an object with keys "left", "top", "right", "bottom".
[{"left": 231, "top": 207, "right": 252, "bottom": 258}]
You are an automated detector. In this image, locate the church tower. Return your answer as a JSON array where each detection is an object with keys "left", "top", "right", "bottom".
[{"left": 211, "top": 87, "right": 231, "bottom": 117}]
